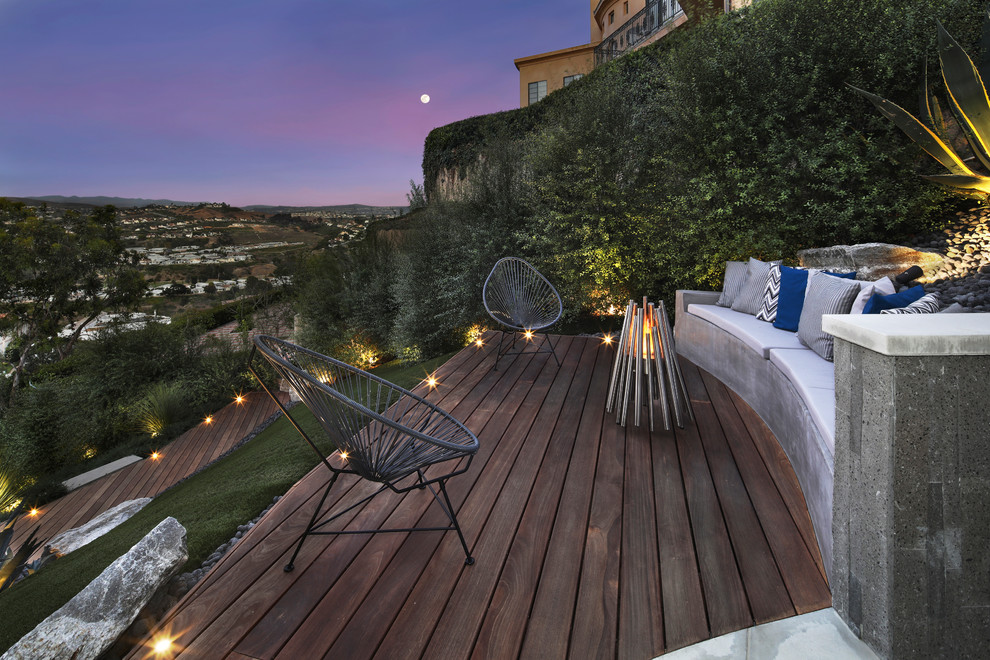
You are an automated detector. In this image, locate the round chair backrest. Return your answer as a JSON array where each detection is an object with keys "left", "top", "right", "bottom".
[
  {"left": 483, "top": 257, "right": 563, "bottom": 331},
  {"left": 252, "top": 335, "right": 478, "bottom": 483}
]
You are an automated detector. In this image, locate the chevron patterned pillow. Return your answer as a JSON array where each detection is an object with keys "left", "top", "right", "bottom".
[
  {"left": 880, "top": 292, "right": 941, "bottom": 314},
  {"left": 755, "top": 263, "right": 782, "bottom": 322},
  {"left": 732, "top": 258, "right": 781, "bottom": 315}
]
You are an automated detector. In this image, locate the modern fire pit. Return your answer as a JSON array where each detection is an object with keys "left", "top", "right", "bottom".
[{"left": 605, "top": 298, "right": 693, "bottom": 431}]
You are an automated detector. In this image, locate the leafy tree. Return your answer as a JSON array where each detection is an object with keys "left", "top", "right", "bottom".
[
  {"left": 406, "top": 180, "right": 427, "bottom": 210},
  {"left": 0, "top": 200, "right": 146, "bottom": 399}
]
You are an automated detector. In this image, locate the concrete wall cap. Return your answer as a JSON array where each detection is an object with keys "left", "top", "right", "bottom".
[{"left": 823, "top": 313, "right": 990, "bottom": 356}]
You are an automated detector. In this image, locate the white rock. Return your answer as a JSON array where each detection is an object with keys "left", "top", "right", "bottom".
[
  {"left": 47, "top": 498, "right": 152, "bottom": 556},
  {"left": 1, "top": 516, "right": 187, "bottom": 660}
]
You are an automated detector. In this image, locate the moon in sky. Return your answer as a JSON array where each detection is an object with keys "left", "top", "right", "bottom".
[{"left": 420, "top": 94, "right": 430, "bottom": 104}]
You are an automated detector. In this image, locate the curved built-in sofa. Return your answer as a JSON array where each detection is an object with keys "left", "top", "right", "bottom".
[{"left": 674, "top": 290, "right": 836, "bottom": 582}]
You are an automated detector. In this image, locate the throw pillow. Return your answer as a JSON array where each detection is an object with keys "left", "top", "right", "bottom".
[
  {"left": 850, "top": 276, "right": 896, "bottom": 314},
  {"left": 716, "top": 261, "right": 749, "bottom": 308},
  {"left": 732, "top": 258, "right": 781, "bottom": 315},
  {"left": 756, "top": 263, "right": 782, "bottom": 322},
  {"left": 773, "top": 266, "right": 811, "bottom": 332},
  {"left": 797, "top": 271, "right": 861, "bottom": 361},
  {"left": 880, "top": 293, "right": 941, "bottom": 314},
  {"left": 862, "top": 284, "right": 926, "bottom": 314}
]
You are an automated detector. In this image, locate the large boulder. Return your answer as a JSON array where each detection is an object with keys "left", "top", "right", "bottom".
[
  {"left": 798, "top": 243, "right": 943, "bottom": 281},
  {"left": 47, "top": 498, "right": 152, "bottom": 556},
  {"left": 1, "top": 517, "right": 187, "bottom": 660}
]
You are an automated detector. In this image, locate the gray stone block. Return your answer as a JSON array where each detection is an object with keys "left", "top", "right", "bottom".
[
  {"left": 1, "top": 517, "right": 187, "bottom": 660},
  {"left": 47, "top": 498, "right": 152, "bottom": 556}
]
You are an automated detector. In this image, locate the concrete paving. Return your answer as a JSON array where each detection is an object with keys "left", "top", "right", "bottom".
[
  {"left": 62, "top": 455, "right": 143, "bottom": 491},
  {"left": 656, "top": 608, "right": 879, "bottom": 660}
]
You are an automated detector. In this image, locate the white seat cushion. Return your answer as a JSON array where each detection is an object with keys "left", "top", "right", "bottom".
[
  {"left": 770, "top": 348, "right": 836, "bottom": 449},
  {"left": 688, "top": 304, "right": 806, "bottom": 359}
]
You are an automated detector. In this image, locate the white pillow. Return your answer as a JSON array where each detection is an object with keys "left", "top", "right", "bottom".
[{"left": 850, "top": 276, "right": 896, "bottom": 314}]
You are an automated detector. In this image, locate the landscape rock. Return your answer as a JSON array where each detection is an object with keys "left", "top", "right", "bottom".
[
  {"left": 797, "top": 242, "right": 944, "bottom": 280},
  {"left": 47, "top": 498, "right": 152, "bottom": 556},
  {"left": 1, "top": 517, "right": 187, "bottom": 660}
]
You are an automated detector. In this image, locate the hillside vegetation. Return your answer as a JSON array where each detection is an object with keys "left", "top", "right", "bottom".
[{"left": 301, "top": 0, "right": 984, "bottom": 361}]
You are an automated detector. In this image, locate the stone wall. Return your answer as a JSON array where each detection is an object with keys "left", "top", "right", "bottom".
[{"left": 826, "top": 314, "right": 990, "bottom": 659}]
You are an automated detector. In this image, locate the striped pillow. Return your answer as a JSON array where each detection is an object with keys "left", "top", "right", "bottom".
[
  {"left": 755, "top": 263, "right": 782, "bottom": 322},
  {"left": 880, "top": 293, "right": 941, "bottom": 314},
  {"left": 797, "top": 272, "right": 861, "bottom": 361},
  {"left": 716, "top": 261, "right": 749, "bottom": 308},
  {"left": 732, "top": 258, "right": 781, "bottom": 315}
]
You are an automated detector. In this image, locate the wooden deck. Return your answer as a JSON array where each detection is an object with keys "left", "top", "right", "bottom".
[
  {"left": 11, "top": 390, "right": 288, "bottom": 553},
  {"left": 129, "top": 334, "right": 830, "bottom": 659}
]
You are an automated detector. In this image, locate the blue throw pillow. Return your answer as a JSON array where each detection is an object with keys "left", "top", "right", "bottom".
[
  {"left": 772, "top": 266, "right": 810, "bottom": 332},
  {"left": 773, "top": 268, "right": 860, "bottom": 331},
  {"left": 862, "top": 284, "right": 926, "bottom": 314}
]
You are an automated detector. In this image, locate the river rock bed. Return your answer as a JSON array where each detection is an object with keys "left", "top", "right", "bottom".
[{"left": 909, "top": 207, "right": 990, "bottom": 311}]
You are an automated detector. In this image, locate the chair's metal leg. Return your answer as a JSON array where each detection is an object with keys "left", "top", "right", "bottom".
[
  {"left": 285, "top": 470, "right": 339, "bottom": 572},
  {"left": 544, "top": 334, "right": 561, "bottom": 367},
  {"left": 494, "top": 331, "right": 505, "bottom": 370},
  {"left": 437, "top": 478, "right": 474, "bottom": 565}
]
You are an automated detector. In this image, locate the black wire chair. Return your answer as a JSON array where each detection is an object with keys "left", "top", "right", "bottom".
[
  {"left": 483, "top": 257, "right": 563, "bottom": 370},
  {"left": 249, "top": 335, "right": 479, "bottom": 570}
]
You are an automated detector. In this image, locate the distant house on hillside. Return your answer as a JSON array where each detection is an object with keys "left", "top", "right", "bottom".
[{"left": 514, "top": 0, "right": 749, "bottom": 107}]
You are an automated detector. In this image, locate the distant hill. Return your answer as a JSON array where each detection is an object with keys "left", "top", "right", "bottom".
[
  {"left": 245, "top": 203, "right": 406, "bottom": 215},
  {"left": 11, "top": 195, "right": 204, "bottom": 208}
]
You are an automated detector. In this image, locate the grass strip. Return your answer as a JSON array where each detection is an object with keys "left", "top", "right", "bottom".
[{"left": 0, "top": 351, "right": 454, "bottom": 651}]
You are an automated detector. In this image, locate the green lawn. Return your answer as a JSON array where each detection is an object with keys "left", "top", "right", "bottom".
[{"left": 0, "top": 350, "right": 455, "bottom": 651}]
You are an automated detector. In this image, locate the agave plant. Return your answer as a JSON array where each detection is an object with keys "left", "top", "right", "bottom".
[
  {"left": 0, "top": 465, "right": 52, "bottom": 591},
  {"left": 849, "top": 16, "right": 990, "bottom": 195}
]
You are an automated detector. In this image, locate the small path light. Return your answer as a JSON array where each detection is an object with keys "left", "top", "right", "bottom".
[
  {"left": 425, "top": 373, "right": 439, "bottom": 390},
  {"left": 234, "top": 394, "right": 245, "bottom": 405},
  {"left": 523, "top": 329, "right": 534, "bottom": 341},
  {"left": 151, "top": 633, "right": 175, "bottom": 657},
  {"left": 602, "top": 333, "right": 614, "bottom": 346},
  {"left": 28, "top": 508, "right": 39, "bottom": 517},
  {"left": 150, "top": 451, "right": 161, "bottom": 461},
  {"left": 204, "top": 415, "right": 213, "bottom": 425}
]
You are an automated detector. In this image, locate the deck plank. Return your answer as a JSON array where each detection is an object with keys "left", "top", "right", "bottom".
[
  {"left": 699, "top": 371, "right": 831, "bottom": 612},
  {"left": 676, "top": 363, "right": 753, "bottom": 636},
  {"left": 726, "top": 388, "right": 828, "bottom": 584},
  {"left": 513, "top": 340, "right": 612, "bottom": 660},
  {"left": 431, "top": 338, "right": 602, "bottom": 660},
  {"left": 652, "top": 423, "right": 709, "bottom": 652},
  {"left": 367, "top": 339, "right": 587, "bottom": 660},
  {"left": 689, "top": 367, "right": 794, "bottom": 625}
]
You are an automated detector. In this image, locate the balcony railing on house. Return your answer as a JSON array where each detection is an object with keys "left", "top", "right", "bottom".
[{"left": 594, "top": 0, "right": 684, "bottom": 66}]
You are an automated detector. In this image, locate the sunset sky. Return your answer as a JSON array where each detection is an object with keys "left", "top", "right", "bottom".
[{"left": 0, "top": 0, "right": 587, "bottom": 207}]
